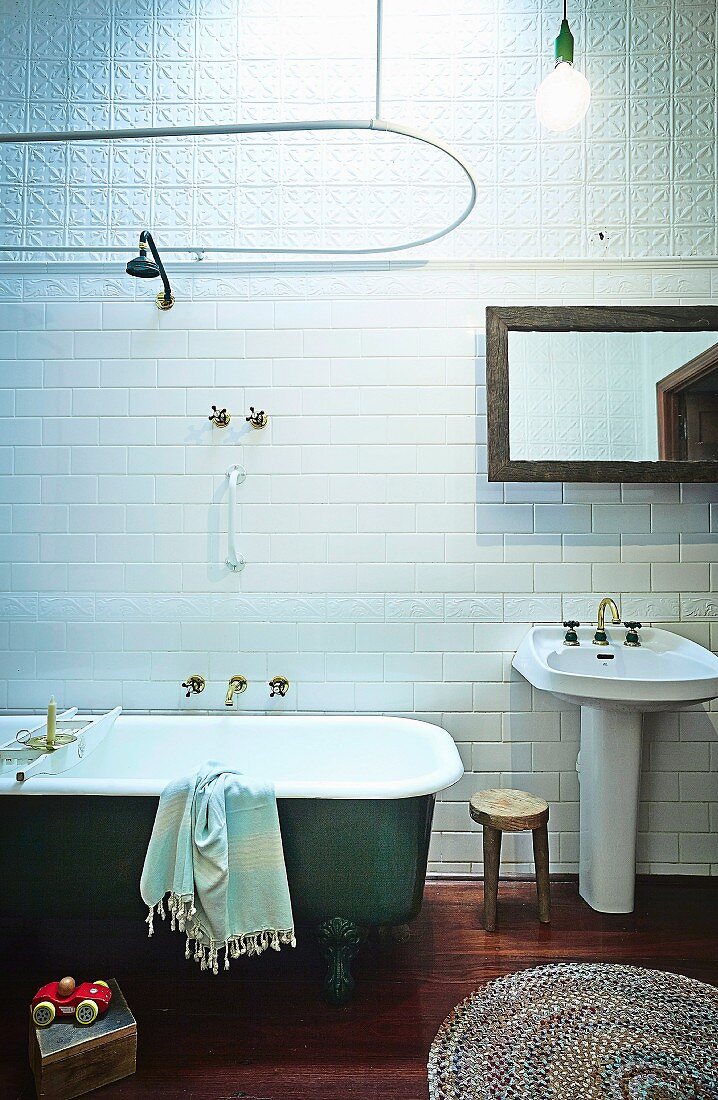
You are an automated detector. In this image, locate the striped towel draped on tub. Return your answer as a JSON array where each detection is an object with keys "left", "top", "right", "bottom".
[{"left": 140, "top": 762, "right": 296, "bottom": 974}]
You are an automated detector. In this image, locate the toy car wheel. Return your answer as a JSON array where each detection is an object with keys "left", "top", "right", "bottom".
[
  {"left": 32, "top": 1001, "right": 56, "bottom": 1028},
  {"left": 75, "top": 1000, "right": 98, "bottom": 1026},
  {"left": 93, "top": 980, "right": 109, "bottom": 988}
]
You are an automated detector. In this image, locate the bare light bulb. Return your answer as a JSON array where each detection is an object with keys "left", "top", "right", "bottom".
[{"left": 535, "top": 60, "right": 591, "bottom": 133}]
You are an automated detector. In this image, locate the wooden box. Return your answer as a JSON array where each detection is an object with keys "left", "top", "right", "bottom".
[{"left": 29, "top": 979, "right": 136, "bottom": 1100}]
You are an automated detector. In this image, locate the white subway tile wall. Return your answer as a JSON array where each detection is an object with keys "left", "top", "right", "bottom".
[
  {"left": 1, "top": 1, "right": 718, "bottom": 258},
  {"left": 0, "top": 262, "right": 717, "bottom": 877}
]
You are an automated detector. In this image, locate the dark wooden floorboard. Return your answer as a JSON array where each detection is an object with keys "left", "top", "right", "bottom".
[{"left": 2, "top": 878, "right": 716, "bottom": 1099}]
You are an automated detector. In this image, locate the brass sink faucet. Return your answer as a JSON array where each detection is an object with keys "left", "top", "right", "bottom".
[{"left": 593, "top": 597, "right": 621, "bottom": 646}]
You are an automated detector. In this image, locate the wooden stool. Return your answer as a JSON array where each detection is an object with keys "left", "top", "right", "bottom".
[{"left": 469, "top": 788, "right": 550, "bottom": 931}]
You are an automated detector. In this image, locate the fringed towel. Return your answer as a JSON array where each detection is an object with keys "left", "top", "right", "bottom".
[{"left": 140, "top": 762, "right": 295, "bottom": 974}]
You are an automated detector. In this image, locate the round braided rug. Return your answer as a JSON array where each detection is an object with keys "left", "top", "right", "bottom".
[{"left": 428, "top": 963, "right": 718, "bottom": 1100}]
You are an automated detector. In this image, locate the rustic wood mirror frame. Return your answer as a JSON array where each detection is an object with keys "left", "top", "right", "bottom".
[{"left": 486, "top": 305, "right": 718, "bottom": 482}]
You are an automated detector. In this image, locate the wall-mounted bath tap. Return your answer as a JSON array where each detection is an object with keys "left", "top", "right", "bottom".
[
  {"left": 246, "top": 407, "right": 268, "bottom": 430},
  {"left": 209, "top": 405, "right": 231, "bottom": 427},
  {"left": 225, "top": 675, "right": 248, "bottom": 706},
  {"left": 269, "top": 676, "right": 289, "bottom": 698},
  {"left": 182, "top": 674, "right": 205, "bottom": 698},
  {"left": 593, "top": 597, "right": 621, "bottom": 646}
]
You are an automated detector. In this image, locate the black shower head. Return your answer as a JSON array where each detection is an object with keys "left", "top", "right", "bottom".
[
  {"left": 126, "top": 250, "right": 160, "bottom": 278},
  {"left": 126, "top": 230, "right": 174, "bottom": 309},
  {"left": 126, "top": 249, "right": 160, "bottom": 278}
]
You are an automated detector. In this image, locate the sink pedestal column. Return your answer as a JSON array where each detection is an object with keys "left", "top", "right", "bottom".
[{"left": 579, "top": 706, "right": 643, "bottom": 914}]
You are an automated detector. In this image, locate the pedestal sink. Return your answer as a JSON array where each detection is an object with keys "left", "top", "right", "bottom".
[{"left": 513, "top": 624, "right": 718, "bottom": 914}]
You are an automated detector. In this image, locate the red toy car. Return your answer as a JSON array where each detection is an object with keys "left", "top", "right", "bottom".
[{"left": 31, "top": 976, "right": 112, "bottom": 1027}]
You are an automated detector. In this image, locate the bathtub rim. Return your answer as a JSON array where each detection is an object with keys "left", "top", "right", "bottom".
[{"left": 0, "top": 712, "right": 464, "bottom": 800}]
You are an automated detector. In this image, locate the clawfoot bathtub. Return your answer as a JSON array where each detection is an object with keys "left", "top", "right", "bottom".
[{"left": 0, "top": 713, "right": 462, "bottom": 1003}]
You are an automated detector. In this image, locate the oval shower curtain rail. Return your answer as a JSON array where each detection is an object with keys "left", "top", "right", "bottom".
[{"left": 0, "top": 118, "right": 477, "bottom": 257}]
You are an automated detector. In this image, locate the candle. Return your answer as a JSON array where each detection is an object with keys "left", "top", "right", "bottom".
[{"left": 46, "top": 695, "right": 56, "bottom": 750}]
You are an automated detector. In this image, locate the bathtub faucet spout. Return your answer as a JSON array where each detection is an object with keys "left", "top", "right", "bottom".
[{"left": 225, "top": 675, "right": 248, "bottom": 706}]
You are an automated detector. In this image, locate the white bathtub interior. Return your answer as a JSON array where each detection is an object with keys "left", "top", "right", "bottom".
[{"left": 0, "top": 714, "right": 463, "bottom": 799}]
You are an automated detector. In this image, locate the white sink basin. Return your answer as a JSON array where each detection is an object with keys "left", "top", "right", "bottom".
[
  {"left": 513, "top": 623, "right": 718, "bottom": 916},
  {"left": 513, "top": 625, "right": 718, "bottom": 712}
]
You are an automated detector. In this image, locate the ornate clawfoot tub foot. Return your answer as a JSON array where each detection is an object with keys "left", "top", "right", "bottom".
[{"left": 317, "top": 917, "right": 367, "bottom": 1004}]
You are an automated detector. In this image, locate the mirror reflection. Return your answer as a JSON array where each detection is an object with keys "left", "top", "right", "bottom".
[{"left": 508, "top": 330, "right": 718, "bottom": 463}]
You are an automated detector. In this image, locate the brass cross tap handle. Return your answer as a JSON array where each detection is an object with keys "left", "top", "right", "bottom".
[
  {"left": 209, "top": 405, "right": 231, "bottom": 427},
  {"left": 182, "top": 674, "right": 206, "bottom": 698},
  {"left": 246, "top": 407, "right": 268, "bottom": 429},
  {"left": 268, "top": 675, "right": 289, "bottom": 698}
]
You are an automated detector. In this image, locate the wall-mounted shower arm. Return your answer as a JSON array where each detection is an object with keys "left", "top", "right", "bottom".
[{"left": 140, "top": 231, "right": 172, "bottom": 306}]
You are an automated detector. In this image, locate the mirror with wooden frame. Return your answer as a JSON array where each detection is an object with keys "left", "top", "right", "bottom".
[{"left": 486, "top": 306, "right": 718, "bottom": 482}]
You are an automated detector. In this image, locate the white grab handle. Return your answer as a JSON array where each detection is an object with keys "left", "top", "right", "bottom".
[{"left": 226, "top": 464, "right": 246, "bottom": 572}]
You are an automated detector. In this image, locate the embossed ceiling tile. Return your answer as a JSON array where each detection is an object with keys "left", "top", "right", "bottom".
[
  {"left": 26, "top": 146, "right": 67, "bottom": 186},
  {"left": 68, "top": 60, "right": 111, "bottom": 102},
  {"left": 673, "top": 56, "right": 715, "bottom": 97},
  {"left": 629, "top": 54, "right": 670, "bottom": 97},
  {"left": 68, "top": 186, "right": 109, "bottom": 226},
  {"left": 67, "top": 144, "right": 111, "bottom": 187},
  {"left": 584, "top": 53, "right": 626, "bottom": 99},
  {"left": 238, "top": 185, "right": 280, "bottom": 228},
  {"left": 673, "top": 225, "right": 717, "bottom": 256},
  {"left": 154, "top": 61, "right": 195, "bottom": 101},
  {"left": 28, "top": 101, "right": 71, "bottom": 131},
  {"left": 589, "top": 98, "right": 627, "bottom": 143},
  {"left": 541, "top": 186, "right": 584, "bottom": 227},
  {"left": 0, "top": 57, "right": 27, "bottom": 99},
  {"left": 0, "top": 102, "right": 28, "bottom": 133},
  {"left": 110, "top": 144, "right": 153, "bottom": 186},
  {"left": 454, "top": 13, "right": 499, "bottom": 57},
  {"left": 112, "top": 60, "right": 152, "bottom": 101},
  {"left": 155, "top": 19, "right": 198, "bottom": 60},
  {"left": 25, "top": 188, "right": 66, "bottom": 227},
  {"left": 498, "top": 56, "right": 540, "bottom": 100},
  {"left": 197, "top": 18, "right": 237, "bottom": 61},
  {"left": 30, "top": 18, "right": 71, "bottom": 59},
  {"left": 0, "top": 187, "right": 23, "bottom": 227},
  {"left": 194, "top": 60, "right": 237, "bottom": 101},
  {"left": 68, "top": 102, "right": 113, "bottom": 129},
  {"left": 630, "top": 9, "right": 672, "bottom": 53},
  {"left": 194, "top": 143, "right": 236, "bottom": 186},
  {"left": 588, "top": 184, "right": 628, "bottom": 223},
  {"left": 586, "top": 11, "right": 627, "bottom": 53},
  {"left": 629, "top": 139, "right": 670, "bottom": 183},
  {"left": 0, "top": 17, "right": 28, "bottom": 59},
  {"left": 539, "top": 142, "right": 583, "bottom": 184},
  {"left": 154, "top": 144, "right": 195, "bottom": 186},
  {"left": 629, "top": 184, "right": 671, "bottom": 224},
  {"left": 629, "top": 227, "right": 672, "bottom": 258},
  {"left": 586, "top": 142, "right": 628, "bottom": 183},
  {"left": 0, "top": 146, "right": 24, "bottom": 186},
  {"left": 71, "top": 19, "right": 112, "bottom": 60},
  {"left": 29, "top": 60, "right": 70, "bottom": 101},
  {"left": 153, "top": 186, "right": 194, "bottom": 227},
  {"left": 674, "top": 184, "right": 715, "bottom": 225},
  {"left": 673, "top": 141, "right": 714, "bottom": 182},
  {"left": 674, "top": 97, "right": 716, "bottom": 140},
  {"left": 194, "top": 188, "right": 235, "bottom": 228},
  {"left": 110, "top": 187, "right": 153, "bottom": 227},
  {"left": 113, "top": 19, "right": 154, "bottom": 61}
]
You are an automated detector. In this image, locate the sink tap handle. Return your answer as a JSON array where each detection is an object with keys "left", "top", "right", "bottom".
[
  {"left": 623, "top": 622, "right": 642, "bottom": 648},
  {"left": 562, "top": 621, "right": 580, "bottom": 646},
  {"left": 563, "top": 620, "right": 580, "bottom": 629}
]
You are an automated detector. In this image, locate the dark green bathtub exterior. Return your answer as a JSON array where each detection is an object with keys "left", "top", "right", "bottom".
[{"left": 0, "top": 792, "right": 435, "bottom": 1000}]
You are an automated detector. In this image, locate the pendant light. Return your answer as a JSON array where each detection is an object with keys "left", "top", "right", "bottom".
[{"left": 535, "top": 0, "right": 591, "bottom": 133}]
